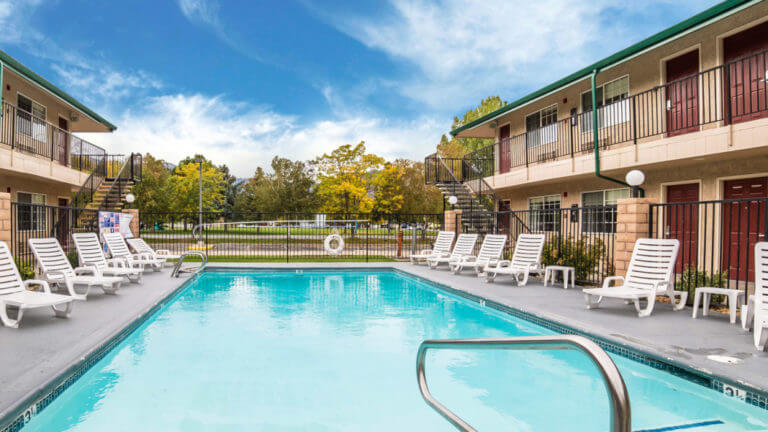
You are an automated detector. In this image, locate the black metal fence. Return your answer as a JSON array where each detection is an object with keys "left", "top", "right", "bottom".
[
  {"left": 650, "top": 198, "right": 768, "bottom": 303},
  {"left": 473, "top": 47, "right": 768, "bottom": 173},
  {"left": 139, "top": 212, "right": 444, "bottom": 262},
  {"left": 459, "top": 206, "right": 616, "bottom": 285},
  {"left": 10, "top": 203, "right": 100, "bottom": 273}
]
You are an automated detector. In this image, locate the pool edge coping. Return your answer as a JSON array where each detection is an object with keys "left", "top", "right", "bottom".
[{"left": 1, "top": 265, "right": 766, "bottom": 431}]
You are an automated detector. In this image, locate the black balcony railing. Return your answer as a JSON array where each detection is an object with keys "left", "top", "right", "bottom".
[
  {"left": 476, "top": 48, "right": 768, "bottom": 174},
  {"left": 0, "top": 101, "right": 108, "bottom": 173}
]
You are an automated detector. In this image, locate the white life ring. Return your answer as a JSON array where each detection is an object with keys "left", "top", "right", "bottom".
[{"left": 324, "top": 234, "right": 345, "bottom": 255}]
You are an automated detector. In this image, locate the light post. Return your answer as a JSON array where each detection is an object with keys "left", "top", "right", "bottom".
[
  {"left": 625, "top": 170, "right": 645, "bottom": 198},
  {"left": 448, "top": 195, "right": 458, "bottom": 210},
  {"left": 197, "top": 159, "right": 203, "bottom": 244}
]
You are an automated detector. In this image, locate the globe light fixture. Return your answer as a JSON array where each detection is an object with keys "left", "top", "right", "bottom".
[
  {"left": 625, "top": 170, "right": 645, "bottom": 186},
  {"left": 625, "top": 170, "right": 645, "bottom": 198},
  {"left": 125, "top": 193, "right": 136, "bottom": 204},
  {"left": 448, "top": 195, "right": 458, "bottom": 206}
]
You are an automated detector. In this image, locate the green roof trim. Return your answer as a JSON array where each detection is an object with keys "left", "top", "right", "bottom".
[
  {"left": 0, "top": 49, "right": 117, "bottom": 131},
  {"left": 450, "top": 0, "right": 753, "bottom": 137}
]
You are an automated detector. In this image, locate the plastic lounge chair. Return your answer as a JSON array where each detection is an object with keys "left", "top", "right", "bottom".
[
  {"left": 754, "top": 242, "right": 768, "bottom": 350},
  {"left": 104, "top": 232, "right": 163, "bottom": 272},
  {"left": 483, "top": 234, "right": 546, "bottom": 285},
  {"left": 583, "top": 238, "right": 686, "bottom": 318},
  {"left": 427, "top": 234, "right": 478, "bottom": 269},
  {"left": 28, "top": 238, "right": 122, "bottom": 301},
  {"left": 127, "top": 237, "right": 180, "bottom": 268},
  {"left": 411, "top": 231, "right": 455, "bottom": 265},
  {"left": 73, "top": 233, "right": 142, "bottom": 283},
  {"left": 449, "top": 234, "right": 507, "bottom": 275},
  {"left": 0, "top": 241, "right": 73, "bottom": 328}
]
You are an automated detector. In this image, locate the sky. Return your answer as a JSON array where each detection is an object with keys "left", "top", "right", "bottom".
[{"left": 0, "top": 0, "right": 721, "bottom": 177}]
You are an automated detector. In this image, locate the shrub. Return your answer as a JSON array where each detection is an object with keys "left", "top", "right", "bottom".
[
  {"left": 14, "top": 258, "right": 35, "bottom": 280},
  {"left": 675, "top": 267, "right": 728, "bottom": 304},
  {"left": 66, "top": 250, "right": 79, "bottom": 268},
  {"left": 541, "top": 235, "right": 610, "bottom": 282}
]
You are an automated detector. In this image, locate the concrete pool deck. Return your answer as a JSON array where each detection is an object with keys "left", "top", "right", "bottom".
[{"left": 0, "top": 262, "right": 765, "bottom": 426}]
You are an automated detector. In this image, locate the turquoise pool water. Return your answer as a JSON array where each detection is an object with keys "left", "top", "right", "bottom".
[{"left": 23, "top": 271, "right": 768, "bottom": 431}]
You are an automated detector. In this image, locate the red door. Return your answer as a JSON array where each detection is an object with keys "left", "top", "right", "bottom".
[
  {"left": 665, "top": 183, "right": 699, "bottom": 272},
  {"left": 57, "top": 117, "right": 69, "bottom": 165},
  {"left": 722, "top": 178, "right": 767, "bottom": 282},
  {"left": 498, "top": 125, "right": 511, "bottom": 173},
  {"left": 724, "top": 21, "right": 768, "bottom": 124},
  {"left": 666, "top": 50, "right": 699, "bottom": 136}
]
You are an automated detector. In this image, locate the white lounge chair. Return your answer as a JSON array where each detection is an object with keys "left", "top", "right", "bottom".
[
  {"left": 483, "top": 234, "right": 546, "bottom": 285},
  {"left": 73, "top": 233, "right": 142, "bottom": 283},
  {"left": 427, "top": 234, "right": 478, "bottom": 269},
  {"left": 0, "top": 241, "right": 73, "bottom": 328},
  {"left": 754, "top": 242, "right": 768, "bottom": 350},
  {"left": 127, "top": 237, "right": 180, "bottom": 268},
  {"left": 449, "top": 234, "right": 507, "bottom": 275},
  {"left": 583, "top": 238, "right": 686, "bottom": 318},
  {"left": 411, "top": 231, "right": 455, "bottom": 265},
  {"left": 104, "top": 232, "right": 163, "bottom": 272},
  {"left": 28, "top": 238, "right": 122, "bottom": 301}
]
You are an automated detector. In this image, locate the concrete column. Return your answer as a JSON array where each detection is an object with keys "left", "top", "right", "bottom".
[
  {"left": 614, "top": 197, "right": 656, "bottom": 277},
  {"left": 123, "top": 209, "right": 140, "bottom": 238},
  {"left": 0, "top": 193, "right": 10, "bottom": 244},
  {"left": 444, "top": 209, "right": 462, "bottom": 234}
]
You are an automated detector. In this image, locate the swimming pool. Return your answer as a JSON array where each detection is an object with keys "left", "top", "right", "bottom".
[{"left": 21, "top": 270, "right": 768, "bottom": 431}]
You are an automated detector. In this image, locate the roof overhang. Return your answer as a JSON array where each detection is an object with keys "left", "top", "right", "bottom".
[
  {"left": 0, "top": 49, "right": 117, "bottom": 132},
  {"left": 451, "top": 0, "right": 758, "bottom": 139}
]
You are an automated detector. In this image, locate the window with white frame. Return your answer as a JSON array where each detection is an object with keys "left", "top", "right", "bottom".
[
  {"left": 16, "top": 192, "right": 46, "bottom": 231},
  {"left": 581, "top": 188, "right": 629, "bottom": 233},
  {"left": 580, "top": 76, "right": 630, "bottom": 132},
  {"left": 17, "top": 94, "right": 47, "bottom": 142},
  {"left": 525, "top": 105, "right": 558, "bottom": 148},
  {"left": 529, "top": 195, "right": 561, "bottom": 232}
]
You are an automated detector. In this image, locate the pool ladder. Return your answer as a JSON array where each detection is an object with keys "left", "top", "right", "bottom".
[
  {"left": 171, "top": 251, "right": 208, "bottom": 278},
  {"left": 416, "top": 335, "right": 631, "bottom": 432}
]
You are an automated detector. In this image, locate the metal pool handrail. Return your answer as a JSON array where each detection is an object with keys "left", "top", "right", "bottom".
[
  {"left": 171, "top": 251, "right": 208, "bottom": 278},
  {"left": 416, "top": 335, "right": 631, "bottom": 432}
]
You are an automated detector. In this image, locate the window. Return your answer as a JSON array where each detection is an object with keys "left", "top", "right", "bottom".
[
  {"left": 525, "top": 105, "right": 558, "bottom": 147},
  {"left": 581, "top": 76, "right": 630, "bottom": 132},
  {"left": 17, "top": 94, "right": 47, "bottom": 142},
  {"left": 581, "top": 189, "right": 629, "bottom": 233},
  {"left": 529, "top": 195, "right": 561, "bottom": 232},
  {"left": 16, "top": 192, "right": 46, "bottom": 231}
]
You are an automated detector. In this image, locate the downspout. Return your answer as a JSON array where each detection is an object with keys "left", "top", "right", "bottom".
[{"left": 590, "top": 68, "right": 643, "bottom": 196}]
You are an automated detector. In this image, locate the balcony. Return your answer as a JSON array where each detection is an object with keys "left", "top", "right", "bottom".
[
  {"left": 477, "top": 48, "right": 768, "bottom": 175},
  {"left": 0, "top": 100, "right": 108, "bottom": 175}
]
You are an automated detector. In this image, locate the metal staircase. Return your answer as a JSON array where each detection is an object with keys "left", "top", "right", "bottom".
[
  {"left": 424, "top": 153, "right": 498, "bottom": 232},
  {"left": 72, "top": 153, "right": 142, "bottom": 213}
]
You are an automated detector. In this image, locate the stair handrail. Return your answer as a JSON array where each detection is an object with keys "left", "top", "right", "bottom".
[
  {"left": 71, "top": 156, "right": 107, "bottom": 209},
  {"left": 97, "top": 153, "right": 135, "bottom": 210},
  {"left": 416, "top": 335, "right": 631, "bottom": 432}
]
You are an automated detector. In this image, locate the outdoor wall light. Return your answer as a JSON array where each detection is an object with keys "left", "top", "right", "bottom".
[{"left": 625, "top": 170, "right": 645, "bottom": 198}]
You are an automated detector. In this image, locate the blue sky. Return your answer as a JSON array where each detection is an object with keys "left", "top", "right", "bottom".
[{"left": 0, "top": 0, "right": 719, "bottom": 176}]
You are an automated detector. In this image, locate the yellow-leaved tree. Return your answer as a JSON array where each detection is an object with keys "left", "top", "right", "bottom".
[
  {"left": 371, "top": 162, "right": 404, "bottom": 214},
  {"left": 167, "top": 160, "right": 226, "bottom": 213},
  {"left": 312, "top": 142, "right": 383, "bottom": 214}
]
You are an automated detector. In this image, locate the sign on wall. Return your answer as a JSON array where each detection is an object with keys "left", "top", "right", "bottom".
[{"left": 98, "top": 211, "right": 135, "bottom": 241}]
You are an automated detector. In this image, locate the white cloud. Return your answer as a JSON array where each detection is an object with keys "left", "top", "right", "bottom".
[
  {"left": 309, "top": 0, "right": 718, "bottom": 107},
  {"left": 51, "top": 65, "right": 162, "bottom": 103},
  {"left": 81, "top": 93, "right": 442, "bottom": 177}
]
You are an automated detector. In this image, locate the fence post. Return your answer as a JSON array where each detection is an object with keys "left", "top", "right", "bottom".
[
  {"left": 614, "top": 197, "right": 656, "bottom": 277},
  {"left": 396, "top": 231, "right": 403, "bottom": 258},
  {"left": 444, "top": 209, "right": 462, "bottom": 235},
  {"left": 0, "top": 193, "right": 11, "bottom": 245}
]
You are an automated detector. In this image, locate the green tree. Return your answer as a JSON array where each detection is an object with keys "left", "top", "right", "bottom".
[
  {"left": 371, "top": 162, "right": 404, "bottom": 214},
  {"left": 393, "top": 159, "right": 443, "bottom": 214},
  {"left": 439, "top": 96, "right": 507, "bottom": 157},
  {"left": 167, "top": 159, "right": 226, "bottom": 213},
  {"left": 234, "top": 157, "right": 318, "bottom": 213},
  {"left": 131, "top": 153, "right": 172, "bottom": 213},
  {"left": 312, "top": 142, "right": 383, "bottom": 213}
]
